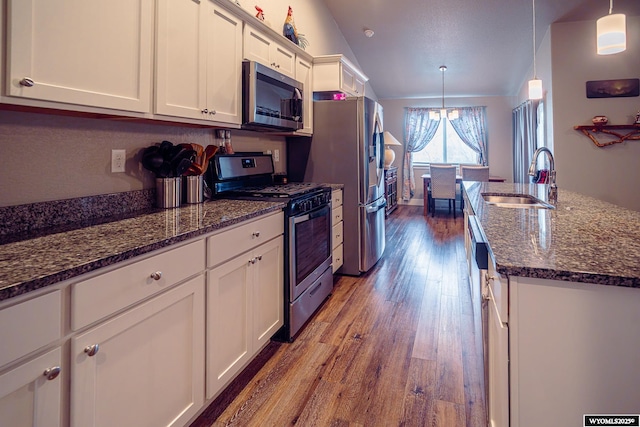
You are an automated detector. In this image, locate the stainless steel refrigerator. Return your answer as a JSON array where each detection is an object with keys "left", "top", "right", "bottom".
[{"left": 293, "top": 96, "right": 386, "bottom": 275}]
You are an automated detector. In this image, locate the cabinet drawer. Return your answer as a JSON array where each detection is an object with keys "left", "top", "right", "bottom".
[
  {"left": 331, "top": 189, "right": 343, "bottom": 207},
  {"left": 332, "top": 244, "right": 343, "bottom": 273},
  {"left": 332, "top": 205, "right": 343, "bottom": 224},
  {"left": 207, "top": 212, "right": 284, "bottom": 268},
  {"left": 0, "top": 291, "right": 62, "bottom": 368},
  {"left": 332, "top": 220, "right": 343, "bottom": 250},
  {"left": 72, "top": 240, "right": 205, "bottom": 330}
]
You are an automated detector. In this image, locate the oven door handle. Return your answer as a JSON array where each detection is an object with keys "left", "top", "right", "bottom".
[{"left": 293, "top": 205, "right": 330, "bottom": 224}]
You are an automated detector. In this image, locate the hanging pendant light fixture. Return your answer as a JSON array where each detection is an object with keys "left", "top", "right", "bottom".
[
  {"left": 597, "top": 0, "right": 626, "bottom": 55},
  {"left": 430, "top": 66, "right": 458, "bottom": 120},
  {"left": 528, "top": 0, "right": 543, "bottom": 100}
]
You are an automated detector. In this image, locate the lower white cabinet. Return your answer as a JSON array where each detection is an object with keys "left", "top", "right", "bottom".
[
  {"left": 0, "top": 347, "right": 63, "bottom": 427},
  {"left": 206, "top": 236, "right": 283, "bottom": 399},
  {"left": 70, "top": 275, "right": 205, "bottom": 427},
  {"left": 331, "top": 188, "right": 344, "bottom": 273}
]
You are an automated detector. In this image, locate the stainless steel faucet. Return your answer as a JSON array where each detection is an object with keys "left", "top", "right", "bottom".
[{"left": 528, "top": 147, "right": 557, "bottom": 205}]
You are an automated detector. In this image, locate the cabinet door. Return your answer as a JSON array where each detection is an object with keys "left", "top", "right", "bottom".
[
  {"left": 7, "top": 0, "right": 153, "bottom": 112},
  {"left": 206, "top": 253, "right": 252, "bottom": 399},
  {"left": 0, "top": 347, "right": 62, "bottom": 427},
  {"left": 155, "top": 0, "right": 207, "bottom": 120},
  {"left": 272, "top": 42, "right": 296, "bottom": 79},
  {"left": 340, "top": 65, "right": 357, "bottom": 95},
  {"left": 295, "top": 57, "right": 313, "bottom": 135},
  {"left": 206, "top": 4, "right": 242, "bottom": 124},
  {"left": 243, "top": 25, "right": 295, "bottom": 79},
  {"left": 71, "top": 276, "right": 205, "bottom": 427},
  {"left": 253, "top": 237, "right": 284, "bottom": 349}
]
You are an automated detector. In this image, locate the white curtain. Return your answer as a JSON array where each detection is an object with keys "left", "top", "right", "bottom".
[
  {"left": 512, "top": 101, "right": 537, "bottom": 183},
  {"left": 401, "top": 108, "right": 440, "bottom": 201},
  {"left": 448, "top": 106, "right": 488, "bottom": 165}
]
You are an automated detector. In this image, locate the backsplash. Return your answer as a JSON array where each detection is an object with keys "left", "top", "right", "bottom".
[{"left": 0, "top": 189, "right": 155, "bottom": 240}]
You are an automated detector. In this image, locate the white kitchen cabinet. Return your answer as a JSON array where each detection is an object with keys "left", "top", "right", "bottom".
[
  {"left": 244, "top": 24, "right": 296, "bottom": 79},
  {"left": 508, "top": 277, "right": 640, "bottom": 427},
  {"left": 331, "top": 189, "right": 344, "bottom": 273},
  {"left": 206, "top": 213, "right": 284, "bottom": 399},
  {"left": 313, "top": 55, "right": 368, "bottom": 97},
  {"left": 487, "top": 257, "right": 509, "bottom": 427},
  {"left": 5, "top": 0, "right": 153, "bottom": 113},
  {"left": 70, "top": 276, "right": 205, "bottom": 427},
  {"left": 0, "top": 347, "right": 63, "bottom": 427},
  {"left": 295, "top": 56, "right": 314, "bottom": 135},
  {"left": 155, "top": 0, "right": 242, "bottom": 124}
]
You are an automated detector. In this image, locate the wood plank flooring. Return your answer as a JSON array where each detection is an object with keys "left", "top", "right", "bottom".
[{"left": 191, "top": 205, "right": 486, "bottom": 427}]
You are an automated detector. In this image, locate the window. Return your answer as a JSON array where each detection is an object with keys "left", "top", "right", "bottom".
[{"left": 413, "top": 117, "right": 478, "bottom": 164}]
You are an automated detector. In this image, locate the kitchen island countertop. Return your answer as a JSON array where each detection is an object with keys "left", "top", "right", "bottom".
[
  {"left": 0, "top": 199, "right": 285, "bottom": 302},
  {"left": 463, "top": 182, "right": 640, "bottom": 287}
]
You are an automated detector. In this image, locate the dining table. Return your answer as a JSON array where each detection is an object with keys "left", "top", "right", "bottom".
[{"left": 422, "top": 173, "right": 506, "bottom": 216}]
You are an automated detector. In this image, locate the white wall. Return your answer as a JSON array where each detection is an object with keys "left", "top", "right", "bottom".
[
  {"left": 379, "top": 96, "right": 514, "bottom": 203},
  {"left": 550, "top": 17, "right": 640, "bottom": 211}
]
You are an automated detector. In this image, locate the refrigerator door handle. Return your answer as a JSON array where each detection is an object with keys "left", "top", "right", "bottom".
[{"left": 365, "top": 199, "right": 387, "bottom": 213}]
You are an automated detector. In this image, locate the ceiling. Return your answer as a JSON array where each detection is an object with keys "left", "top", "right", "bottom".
[{"left": 321, "top": 0, "right": 640, "bottom": 99}]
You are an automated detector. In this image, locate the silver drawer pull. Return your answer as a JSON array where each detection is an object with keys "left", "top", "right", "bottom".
[
  {"left": 256, "top": 255, "right": 262, "bottom": 261},
  {"left": 252, "top": 231, "right": 260, "bottom": 238},
  {"left": 19, "top": 77, "right": 34, "bottom": 87},
  {"left": 150, "top": 271, "right": 162, "bottom": 281},
  {"left": 209, "top": 110, "right": 216, "bottom": 115},
  {"left": 84, "top": 344, "right": 99, "bottom": 357},
  {"left": 248, "top": 257, "right": 256, "bottom": 265},
  {"left": 43, "top": 366, "right": 61, "bottom": 381}
]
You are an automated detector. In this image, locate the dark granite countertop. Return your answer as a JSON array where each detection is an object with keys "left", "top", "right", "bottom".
[
  {"left": 464, "top": 182, "right": 640, "bottom": 287},
  {"left": 0, "top": 199, "right": 285, "bottom": 302}
]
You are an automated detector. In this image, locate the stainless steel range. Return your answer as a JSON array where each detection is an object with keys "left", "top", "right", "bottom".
[{"left": 206, "top": 153, "right": 333, "bottom": 341}]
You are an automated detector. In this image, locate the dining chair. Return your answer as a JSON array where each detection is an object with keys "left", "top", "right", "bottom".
[
  {"left": 460, "top": 165, "right": 490, "bottom": 210},
  {"left": 461, "top": 165, "right": 490, "bottom": 182},
  {"left": 428, "top": 164, "right": 458, "bottom": 218}
]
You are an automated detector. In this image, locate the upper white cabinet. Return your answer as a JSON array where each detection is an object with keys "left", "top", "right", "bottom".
[
  {"left": 155, "top": 0, "right": 242, "bottom": 124},
  {"left": 243, "top": 24, "right": 296, "bottom": 79},
  {"left": 295, "top": 56, "right": 313, "bottom": 135},
  {"left": 313, "top": 54, "right": 368, "bottom": 97},
  {"left": 5, "top": 0, "right": 153, "bottom": 113}
]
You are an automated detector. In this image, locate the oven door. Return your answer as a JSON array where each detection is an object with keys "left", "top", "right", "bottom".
[{"left": 289, "top": 203, "right": 332, "bottom": 301}]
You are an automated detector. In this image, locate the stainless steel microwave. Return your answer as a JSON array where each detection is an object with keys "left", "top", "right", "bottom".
[{"left": 242, "top": 60, "right": 303, "bottom": 131}]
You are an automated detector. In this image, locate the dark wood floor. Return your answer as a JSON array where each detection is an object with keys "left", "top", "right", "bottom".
[{"left": 191, "top": 205, "right": 487, "bottom": 427}]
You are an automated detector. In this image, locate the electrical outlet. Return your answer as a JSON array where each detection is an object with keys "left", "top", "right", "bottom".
[
  {"left": 111, "top": 149, "right": 126, "bottom": 173},
  {"left": 274, "top": 149, "right": 280, "bottom": 162}
]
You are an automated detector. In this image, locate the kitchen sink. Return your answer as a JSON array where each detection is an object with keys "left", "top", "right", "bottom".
[{"left": 482, "top": 193, "right": 554, "bottom": 209}]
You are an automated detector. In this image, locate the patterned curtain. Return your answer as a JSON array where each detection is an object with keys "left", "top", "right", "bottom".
[
  {"left": 448, "top": 106, "right": 488, "bottom": 165},
  {"left": 512, "top": 101, "right": 537, "bottom": 183},
  {"left": 402, "top": 108, "right": 440, "bottom": 201}
]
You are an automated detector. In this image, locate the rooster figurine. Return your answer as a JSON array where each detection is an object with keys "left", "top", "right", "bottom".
[{"left": 283, "top": 6, "right": 308, "bottom": 49}]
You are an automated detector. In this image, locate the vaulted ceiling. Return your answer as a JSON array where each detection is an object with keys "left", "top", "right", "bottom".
[{"left": 321, "top": 0, "right": 640, "bottom": 99}]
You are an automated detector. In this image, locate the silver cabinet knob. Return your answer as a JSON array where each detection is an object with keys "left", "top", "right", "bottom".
[
  {"left": 43, "top": 366, "right": 61, "bottom": 381},
  {"left": 252, "top": 231, "right": 260, "bottom": 238},
  {"left": 150, "top": 271, "right": 162, "bottom": 280},
  {"left": 84, "top": 344, "right": 99, "bottom": 357},
  {"left": 248, "top": 258, "right": 256, "bottom": 265},
  {"left": 270, "top": 62, "right": 276, "bottom": 67},
  {"left": 202, "top": 108, "right": 208, "bottom": 114},
  {"left": 256, "top": 255, "right": 262, "bottom": 261},
  {"left": 209, "top": 110, "right": 216, "bottom": 115},
  {"left": 19, "top": 77, "right": 34, "bottom": 87}
]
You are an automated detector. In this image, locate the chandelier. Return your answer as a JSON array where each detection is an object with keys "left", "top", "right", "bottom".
[{"left": 429, "top": 66, "right": 458, "bottom": 121}]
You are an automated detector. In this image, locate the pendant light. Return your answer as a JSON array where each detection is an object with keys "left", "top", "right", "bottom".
[
  {"left": 528, "top": 0, "right": 543, "bottom": 100},
  {"left": 430, "top": 66, "right": 458, "bottom": 121},
  {"left": 597, "top": 0, "right": 626, "bottom": 55}
]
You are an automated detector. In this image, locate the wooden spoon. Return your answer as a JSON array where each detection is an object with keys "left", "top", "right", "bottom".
[{"left": 200, "top": 145, "right": 218, "bottom": 175}]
